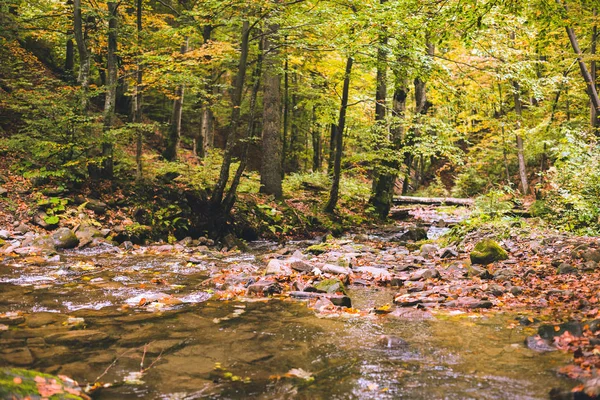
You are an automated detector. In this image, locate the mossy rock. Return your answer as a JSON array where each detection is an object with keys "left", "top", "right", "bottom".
[
  {"left": 307, "top": 243, "right": 330, "bottom": 255},
  {"left": 0, "top": 368, "right": 89, "bottom": 399},
  {"left": 470, "top": 239, "right": 508, "bottom": 265},
  {"left": 314, "top": 278, "right": 348, "bottom": 295}
]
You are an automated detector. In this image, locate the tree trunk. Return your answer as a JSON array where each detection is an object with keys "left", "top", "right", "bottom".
[
  {"left": 369, "top": 21, "right": 393, "bottom": 219},
  {"left": 327, "top": 123, "right": 336, "bottom": 175},
  {"left": 73, "top": 0, "right": 90, "bottom": 109},
  {"left": 260, "top": 23, "right": 283, "bottom": 198},
  {"left": 101, "top": 1, "right": 118, "bottom": 180},
  {"left": 163, "top": 38, "right": 188, "bottom": 161},
  {"left": 311, "top": 107, "right": 321, "bottom": 171},
  {"left": 512, "top": 80, "right": 529, "bottom": 195},
  {"left": 288, "top": 86, "right": 300, "bottom": 172},
  {"left": 563, "top": 19, "right": 600, "bottom": 131},
  {"left": 211, "top": 21, "right": 250, "bottom": 206},
  {"left": 223, "top": 41, "right": 263, "bottom": 214},
  {"left": 281, "top": 51, "right": 289, "bottom": 177},
  {"left": 132, "top": 0, "right": 143, "bottom": 180},
  {"left": 196, "top": 25, "right": 214, "bottom": 159},
  {"left": 325, "top": 56, "right": 353, "bottom": 213},
  {"left": 591, "top": 7, "right": 599, "bottom": 129}
]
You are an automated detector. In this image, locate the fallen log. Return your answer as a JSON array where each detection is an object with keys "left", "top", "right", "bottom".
[{"left": 392, "top": 196, "right": 474, "bottom": 206}]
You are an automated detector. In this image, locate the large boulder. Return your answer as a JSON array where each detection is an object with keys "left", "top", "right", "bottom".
[
  {"left": 469, "top": 239, "right": 508, "bottom": 265},
  {"left": 51, "top": 228, "right": 79, "bottom": 250}
]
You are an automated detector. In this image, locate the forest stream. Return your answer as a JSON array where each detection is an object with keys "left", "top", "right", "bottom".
[{"left": 0, "top": 210, "right": 580, "bottom": 399}]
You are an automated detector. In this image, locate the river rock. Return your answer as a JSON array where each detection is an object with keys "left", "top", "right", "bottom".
[
  {"left": 467, "top": 264, "right": 492, "bottom": 279},
  {"left": 45, "top": 330, "right": 110, "bottom": 345},
  {"left": 420, "top": 244, "right": 439, "bottom": 258},
  {"left": 354, "top": 266, "right": 392, "bottom": 280},
  {"left": 51, "top": 228, "right": 79, "bottom": 249},
  {"left": 289, "top": 260, "right": 313, "bottom": 273},
  {"left": 247, "top": 280, "right": 282, "bottom": 296},
  {"left": 264, "top": 259, "right": 292, "bottom": 276},
  {"left": 409, "top": 268, "right": 440, "bottom": 281},
  {"left": 15, "top": 223, "right": 30, "bottom": 235},
  {"left": 377, "top": 335, "right": 408, "bottom": 350},
  {"left": 525, "top": 335, "right": 556, "bottom": 352},
  {"left": 314, "top": 278, "right": 347, "bottom": 295},
  {"left": 321, "top": 264, "right": 351, "bottom": 275},
  {"left": 538, "top": 321, "right": 583, "bottom": 340},
  {"left": 329, "top": 295, "right": 351, "bottom": 308},
  {"left": 440, "top": 247, "right": 459, "bottom": 258},
  {"left": 0, "top": 348, "right": 34, "bottom": 366},
  {"left": 397, "top": 227, "right": 428, "bottom": 242},
  {"left": 0, "top": 187, "right": 7, "bottom": 197},
  {"left": 85, "top": 198, "right": 108, "bottom": 214},
  {"left": 486, "top": 284, "right": 506, "bottom": 297},
  {"left": 75, "top": 225, "right": 102, "bottom": 248},
  {"left": 0, "top": 230, "right": 9, "bottom": 240},
  {"left": 0, "top": 312, "right": 25, "bottom": 326},
  {"left": 469, "top": 239, "right": 508, "bottom": 265}
]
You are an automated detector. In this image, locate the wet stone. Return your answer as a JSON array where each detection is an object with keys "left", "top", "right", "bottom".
[
  {"left": 25, "top": 312, "right": 65, "bottom": 328},
  {"left": 525, "top": 335, "right": 555, "bottom": 352},
  {"left": 321, "top": 264, "right": 351, "bottom": 275},
  {"left": 468, "top": 264, "right": 492, "bottom": 279},
  {"left": 409, "top": 268, "right": 440, "bottom": 281},
  {"left": 377, "top": 335, "right": 408, "bottom": 350},
  {"left": 45, "top": 330, "right": 110, "bottom": 345},
  {"left": 1, "top": 347, "right": 34, "bottom": 365},
  {"left": 247, "top": 280, "right": 282, "bottom": 296}
]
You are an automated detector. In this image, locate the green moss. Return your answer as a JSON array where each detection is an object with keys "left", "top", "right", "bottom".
[
  {"left": 314, "top": 278, "right": 347, "bottom": 295},
  {"left": 0, "top": 368, "right": 85, "bottom": 399},
  {"left": 307, "top": 243, "right": 330, "bottom": 255},
  {"left": 469, "top": 239, "right": 508, "bottom": 265}
]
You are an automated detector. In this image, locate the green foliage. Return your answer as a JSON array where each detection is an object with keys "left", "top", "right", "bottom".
[
  {"left": 474, "top": 189, "right": 514, "bottom": 216},
  {"left": 542, "top": 131, "right": 600, "bottom": 234}
]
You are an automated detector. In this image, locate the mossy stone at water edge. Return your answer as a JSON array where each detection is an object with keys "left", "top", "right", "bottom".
[
  {"left": 314, "top": 278, "right": 348, "bottom": 295},
  {"left": 0, "top": 368, "right": 89, "bottom": 399},
  {"left": 469, "top": 239, "right": 508, "bottom": 265}
]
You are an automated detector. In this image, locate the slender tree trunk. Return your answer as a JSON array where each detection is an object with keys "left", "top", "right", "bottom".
[
  {"left": 211, "top": 21, "right": 250, "bottom": 206},
  {"left": 325, "top": 56, "right": 353, "bottom": 213},
  {"left": 223, "top": 42, "right": 263, "bottom": 213},
  {"left": 73, "top": 0, "right": 89, "bottom": 109},
  {"left": 311, "top": 107, "right": 321, "bottom": 171},
  {"left": 512, "top": 80, "right": 529, "bottom": 195},
  {"left": 163, "top": 38, "right": 188, "bottom": 161},
  {"left": 288, "top": 85, "right": 300, "bottom": 172},
  {"left": 101, "top": 1, "right": 118, "bottom": 180},
  {"left": 563, "top": 20, "right": 600, "bottom": 131},
  {"left": 591, "top": 7, "right": 599, "bottom": 129},
  {"left": 281, "top": 46, "right": 289, "bottom": 178},
  {"left": 132, "top": 0, "right": 143, "bottom": 180},
  {"left": 197, "top": 25, "right": 214, "bottom": 159},
  {"left": 327, "top": 123, "right": 336, "bottom": 175},
  {"left": 260, "top": 23, "right": 283, "bottom": 198}
]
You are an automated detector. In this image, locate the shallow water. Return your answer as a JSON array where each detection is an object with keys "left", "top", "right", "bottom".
[{"left": 0, "top": 242, "right": 575, "bottom": 399}]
